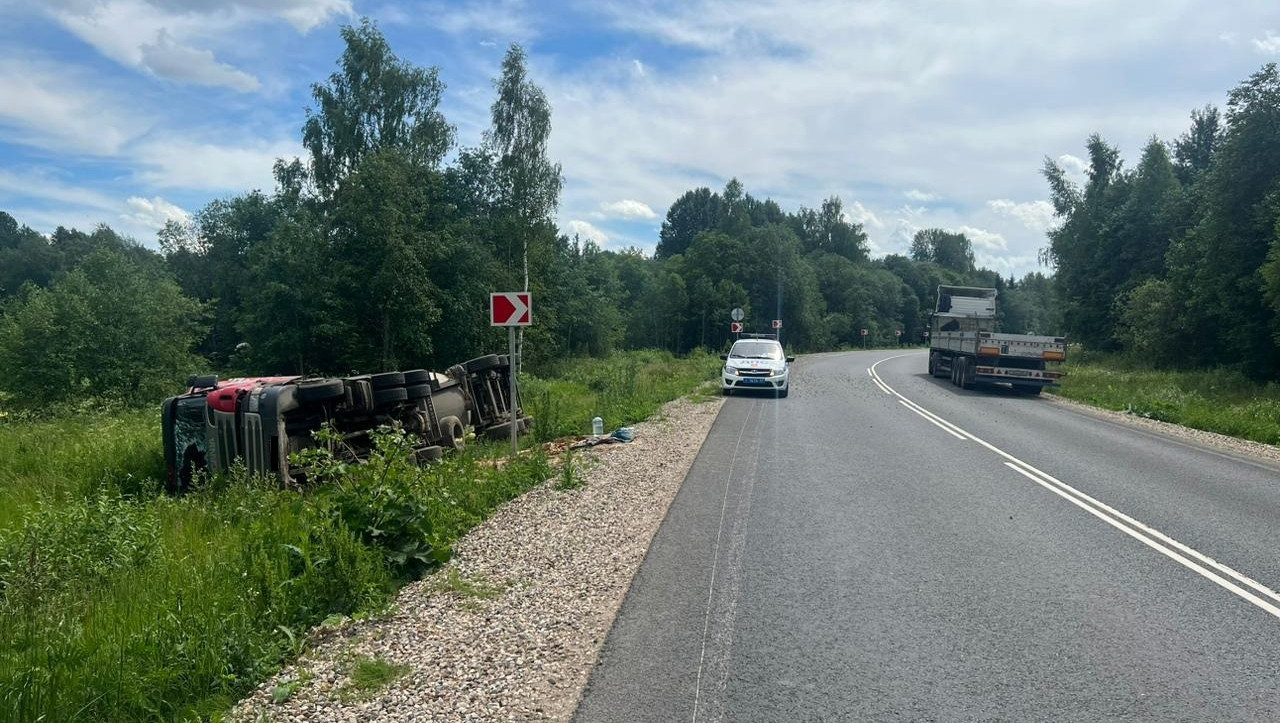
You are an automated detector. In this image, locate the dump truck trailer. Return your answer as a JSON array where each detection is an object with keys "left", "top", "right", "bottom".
[
  {"left": 161, "top": 354, "right": 531, "bottom": 493},
  {"left": 926, "top": 286, "right": 1066, "bottom": 394}
]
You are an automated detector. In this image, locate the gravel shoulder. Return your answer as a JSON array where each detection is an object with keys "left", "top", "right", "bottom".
[
  {"left": 232, "top": 393, "right": 724, "bottom": 723},
  {"left": 1046, "top": 392, "right": 1280, "bottom": 469}
]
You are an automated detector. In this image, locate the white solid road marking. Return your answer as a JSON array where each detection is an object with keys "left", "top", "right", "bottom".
[{"left": 869, "top": 353, "right": 1280, "bottom": 620}]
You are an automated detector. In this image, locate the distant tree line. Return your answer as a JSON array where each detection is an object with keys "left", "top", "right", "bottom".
[
  {"left": 0, "top": 20, "right": 1056, "bottom": 408},
  {"left": 1045, "top": 63, "right": 1280, "bottom": 379}
]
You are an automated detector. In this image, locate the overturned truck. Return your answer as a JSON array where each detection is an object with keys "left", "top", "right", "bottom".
[{"left": 161, "top": 354, "right": 531, "bottom": 493}]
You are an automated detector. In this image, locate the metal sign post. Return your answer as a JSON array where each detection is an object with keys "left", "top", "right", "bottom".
[
  {"left": 491, "top": 292, "right": 532, "bottom": 457},
  {"left": 508, "top": 326, "right": 517, "bottom": 456}
]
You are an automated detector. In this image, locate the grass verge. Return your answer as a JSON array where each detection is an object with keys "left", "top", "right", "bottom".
[
  {"left": 0, "top": 349, "right": 720, "bottom": 722},
  {"left": 522, "top": 349, "right": 722, "bottom": 442},
  {"left": 1049, "top": 352, "right": 1280, "bottom": 445}
]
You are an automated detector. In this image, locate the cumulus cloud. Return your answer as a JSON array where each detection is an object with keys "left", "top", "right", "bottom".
[
  {"left": 845, "top": 201, "right": 883, "bottom": 229},
  {"left": 1057, "top": 154, "right": 1089, "bottom": 176},
  {"left": 904, "top": 189, "right": 939, "bottom": 203},
  {"left": 1254, "top": 30, "right": 1280, "bottom": 54},
  {"left": 955, "top": 225, "right": 1007, "bottom": 251},
  {"left": 987, "top": 199, "right": 1057, "bottom": 233},
  {"left": 567, "top": 219, "right": 609, "bottom": 245},
  {"left": 122, "top": 196, "right": 191, "bottom": 229},
  {"left": 599, "top": 199, "right": 657, "bottom": 220}
]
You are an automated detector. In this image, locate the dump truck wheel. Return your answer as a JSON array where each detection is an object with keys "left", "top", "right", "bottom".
[
  {"left": 369, "top": 372, "right": 405, "bottom": 389},
  {"left": 297, "top": 379, "right": 345, "bottom": 403}
]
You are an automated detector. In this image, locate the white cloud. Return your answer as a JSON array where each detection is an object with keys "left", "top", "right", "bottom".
[
  {"left": 424, "top": 0, "right": 535, "bottom": 40},
  {"left": 1057, "top": 154, "right": 1089, "bottom": 176},
  {"left": 0, "top": 169, "right": 119, "bottom": 212},
  {"left": 0, "top": 58, "right": 152, "bottom": 156},
  {"left": 122, "top": 196, "right": 191, "bottom": 230},
  {"left": 567, "top": 219, "right": 609, "bottom": 244},
  {"left": 1254, "top": 30, "right": 1280, "bottom": 54},
  {"left": 599, "top": 199, "right": 657, "bottom": 220},
  {"left": 632, "top": 59, "right": 647, "bottom": 77},
  {"left": 987, "top": 199, "right": 1057, "bottom": 233},
  {"left": 40, "top": 0, "right": 351, "bottom": 90},
  {"left": 845, "top": 201, "right": 883, "bottom": 229},
  {"left": 955, "top": 225, "right": 1007, "bottom": 251},
  {"left": 139, "top": 31, "right": 260, "bottom": 91},
  {"left": 131, "top": 136, "right": 304, "bottom": 192},
  {"left": 904, "top": 189, "right": 939, "bottom": 203}
]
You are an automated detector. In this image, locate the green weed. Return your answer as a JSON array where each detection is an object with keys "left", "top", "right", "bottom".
[
  {"left": 0, "top": 350, "right": 707, "bottom": 722},
  {"left": 339, "top": 656, "right": 410, "bottom": 699},
  {"left": 523, "top": 349, "right": 721, "bottom": 443},
  {"left": 1051, "top": 354, "right": 1280, "bottom": 445}
]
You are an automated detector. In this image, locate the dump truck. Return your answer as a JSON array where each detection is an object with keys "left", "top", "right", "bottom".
[
  {"left": 926, "top": 286, "right": 1066, "bottom": 394},
  {"left": 161, "top": 354, "right": 531, "bottom": 493}
]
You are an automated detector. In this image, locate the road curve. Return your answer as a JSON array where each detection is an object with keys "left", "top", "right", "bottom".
[{"left": 572, "top": 350, "right": 1280, "bottom": 722}]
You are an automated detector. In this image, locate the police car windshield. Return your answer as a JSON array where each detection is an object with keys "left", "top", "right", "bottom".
[{"left": 729, "top": 341, "right": 783, "bottom": 360}]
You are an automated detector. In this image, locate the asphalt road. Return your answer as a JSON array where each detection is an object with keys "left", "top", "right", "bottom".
[{"left": 572, "top": 350, "right": 1280, "bottom": 722}]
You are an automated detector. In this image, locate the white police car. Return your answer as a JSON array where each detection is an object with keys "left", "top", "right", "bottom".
[{"left": 721, "top": 335, "right": 794, "bottom": 397}]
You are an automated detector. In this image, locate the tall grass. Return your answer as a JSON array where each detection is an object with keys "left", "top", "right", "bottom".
[
  {"left": 1051, "top": 351, "right": 1280, "bottom": 445},
  {"left": 522, "top": 349, "right": 722, "bottom": 442},
  {"left": 0, "top": 350, "right": 716, "bottom": 722}
]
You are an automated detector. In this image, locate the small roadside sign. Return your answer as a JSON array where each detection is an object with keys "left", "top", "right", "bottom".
[
  {"left": 490, "top": 292, "right": 531, "bottom": 326},
  {"left": 730, "top": 322, "right": 743, "bottom": 333},
  {"left": 895, "top": 330, "right": 902, "bottom": 337},
  {"left": 772, "top": 319, "right": 782, "bottom": 329},
  {"left": 860, "top": 328, "right": 868, "bottom": 336},
  {"left": 731, "top": 307, "right": 744, "bottom": 322}
]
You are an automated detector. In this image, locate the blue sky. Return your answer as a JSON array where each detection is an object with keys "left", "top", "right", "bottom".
[{"left": 1, "top": 0, "right": 1278, "bottom": 277}]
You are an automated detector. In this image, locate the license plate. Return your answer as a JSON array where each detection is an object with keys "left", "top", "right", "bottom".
[{"left": 741, "top": 378, "right": 767, "bottom": 384}]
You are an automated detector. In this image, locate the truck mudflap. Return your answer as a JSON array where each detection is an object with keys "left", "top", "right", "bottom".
[{"left": 974, "top": 365, "right": 1063, "bottom": 384}]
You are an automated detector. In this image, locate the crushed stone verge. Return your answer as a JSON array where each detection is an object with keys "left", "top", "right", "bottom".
[{"left": 232, "top": 393, "right": 724, "bottom": 723}]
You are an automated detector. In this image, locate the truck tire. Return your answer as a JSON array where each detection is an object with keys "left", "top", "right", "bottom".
[
  {"left": 950, "top": 359, "right": 960, "bottom": 386},
  {"left": 439, "top": 416, "right": 465, "bottom": 450},
  {"left": 960, "top": 358, "right": 974, "bottom": 390},
  {"left": 405, "top": 383, "right": 431, "bottom": 399},
  {"left": 369, "top": 372, "right": 405, "bottom": 389},
  {"left": 372, "top": 386, "right": 408, "bottom": 407},
  {"left": 402, "top": 369, "right": 430, "bottom": 385},
  {"left": 464, "top": 354, "right": 502, "bottom": 373},
  {"left": 928, "top": 354, "right": 936, "bottom": 377},
  {"left": 297, "top": 379, "right": 345, "bottom": 403}
]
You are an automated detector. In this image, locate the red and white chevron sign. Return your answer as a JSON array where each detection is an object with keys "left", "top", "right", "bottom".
[{"left": 490, "top": 292, "right": 532, "bottom": 326}]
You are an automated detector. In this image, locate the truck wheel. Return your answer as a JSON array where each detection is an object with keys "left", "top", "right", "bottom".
[
  {"left": 373, "top": 386, "right": 408, "bottom": 407},
  {"left": 950, "top": 360, "right": 959, "bottom": 386},
  {"left": 960, "top": 359, "right": 975, "bottom": 390},
  {"left": 297, "top": 379, "right": 345, "bottom": 403},
  {"left": 402, "top": 369, "right": 430, "bottom": 385},
  {"left": 369, "top": 372, "right": 405, "bottom": 389},
  {"left": 439, "top": 416, "right": 465, "bottom": 450},
  {"left": 464, "top": 354, "right": 502, "bottom": 373},
  {"left": 405, "top": 383, "right": 431, "bottom": 399},
  {"left": 928, "top": 355, "right": 936, "bottom": 376}
]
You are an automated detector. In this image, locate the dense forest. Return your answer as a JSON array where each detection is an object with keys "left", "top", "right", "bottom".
[
  {"left": 1046, "top": 63, "right": 1280, "bottom": 380},
  {"left": 4, "top": 21, "right": 1277, "bottom": 408}
]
